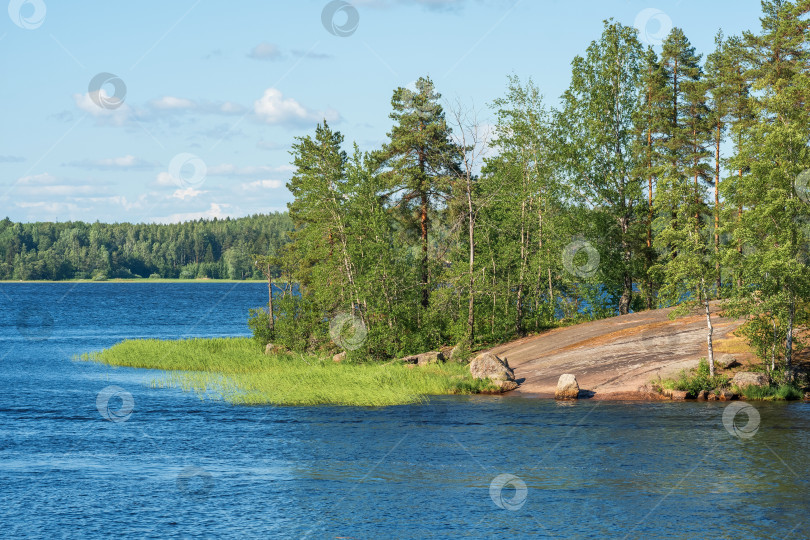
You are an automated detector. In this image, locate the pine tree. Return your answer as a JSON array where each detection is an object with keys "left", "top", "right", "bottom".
[
  {"left": 653, "top": 27, "right": 718, "bottom": 374},
  {"left": 729, "top": 0, "right": 810, "bottom": 376},
  {"left": 656, "top": 28, "right": 708, "bottom": 237},
  {"left": 373, "top": 76, "right": 463, "bottom": 311},
  {"left": 705, "top": 31, "right": 734, "bottom": 295},
  {"left": 634, "top": 46, "right": 668, "bottom": 309}
]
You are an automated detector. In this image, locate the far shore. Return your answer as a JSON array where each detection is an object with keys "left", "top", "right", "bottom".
[{"left": 0, "top": 278, "right": 281, "bottom": 284}]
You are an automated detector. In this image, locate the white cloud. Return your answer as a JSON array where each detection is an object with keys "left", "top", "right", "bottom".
[
  {"left": 147, "top": 97, "right": 245, "bottom": 116},
  {"left": 73, "top": 91, "right": 132, "bottom": 125},
  {"left": 248, "top": 42, "right": 283, "bottom": 61},
  {"left": 253, "top": 88, "right": 339, "bottom": 126},
  {"left": 9, "top": 173, "right": 109, "bottom": 204},
  {"left": 172, "top": 187, "right": 206, "bottom": 200},
  {"left": 66, "top": 155, "right": 156, "bottom": 170},
  {"left": 153, "top": 203, "right": 230, "bottom": 224},
  {"left": 17, "top": 173, "right": 59, "bottom": 186},
  {"left": 32, "top": 185, "right": 100, "bottom": 196},
  {"left": 156, "top": 171, "right": 176, "bottom": 186},
  {"left": 150, "top": 96, "right": 196, "bottom": 110},
  {"left": 219, "top": 102, "right": 242, "bottom": 114},
  {"left": 15, "top": 201, "right": 84, "bottom": 215},
  {"left": 242, "top": 179, "right": 284, "bottom": 190},
  {"left": 207, "top": 163, "right": 294, "bottom": 177}
]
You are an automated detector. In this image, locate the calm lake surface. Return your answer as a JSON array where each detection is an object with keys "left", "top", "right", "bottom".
[{"left": 0, "top": 283, "right": 808, "bottom": 538}]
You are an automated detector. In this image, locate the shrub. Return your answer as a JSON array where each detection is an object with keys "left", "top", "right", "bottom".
[
  {"left": 273, "top": 296, "right": 326, "bottom": 352},
  {"left": 247, "top": 308, "right": 274, "bottom": 348},
  {"left": 671, "top": 358, "right": 729, "bottom": 394}
]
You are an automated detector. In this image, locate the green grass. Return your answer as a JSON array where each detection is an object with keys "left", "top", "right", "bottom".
[
  {"left": 735, "top": 383, "right": 804, "bottom": 401},
  {"left": 78, "top": 337, "right": 497, "bottom": 406},
  {"left": 657, "top": 357, "right": 804, "bottom": 400},
  {"left": 659, "top": 358, "right": 730, "bottom": 395}
]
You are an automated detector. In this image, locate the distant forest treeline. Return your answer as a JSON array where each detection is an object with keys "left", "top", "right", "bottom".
[{"left": 0, "top": 213, "right": 292, "bottom": 280}]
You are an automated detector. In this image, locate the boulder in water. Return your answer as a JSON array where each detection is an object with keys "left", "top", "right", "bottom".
[
  {"left": 555, "top": 374, "right": 579, "bottom": 400},
  {"left": 469, "top": 352, "right": 517, "bottom": 392}
]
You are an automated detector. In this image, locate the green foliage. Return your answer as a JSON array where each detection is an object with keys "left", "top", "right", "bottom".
[
  {"left": 558, "top": 20, "right": 646, "bottom": 315},
  {"left": 247, "top": 308, "right": 274, "bottom": 348},
  {"left": 0, "top": 213, "right": 292, "bottom": 280},
  {"left": 29, "top": 2, "right": 810, "bottom": 375},
  {"left": 271, "top": 296, "right": 326, "bottom": 353},
  {"left": 669, "top": 358, "right": 730, "bottom": 394},
  {"left": 80, "top": 337, "right": 498, "bottom": 406}
]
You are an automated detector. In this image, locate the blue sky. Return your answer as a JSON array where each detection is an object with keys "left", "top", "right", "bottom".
[{"left": 1, "top": 0, "right": 765, "bottom": 223}]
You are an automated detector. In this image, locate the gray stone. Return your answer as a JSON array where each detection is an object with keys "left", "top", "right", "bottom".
[
  {"left": 417, "top": 351, "right": 445, "bottom": 366},
  {"left": 731, "top": 371, "right": 769, "bottom": 388},
  {"left": 469, "top": 352, "right": 517, "bottom": 392},
  {"left": 719, "top": 389, "right": 738, "bottom": 401},
  {"left": 401, "top": 351, "right": 446, "bottom": 366},
  {"left": 716, "top": 354, "right": 740, "bottom": 369},
  {"left": 555, "top": 374, "right": 579, "bottom": 400},
  {"left": 332, "top": 351, "right": 346, "bottom": 363}
]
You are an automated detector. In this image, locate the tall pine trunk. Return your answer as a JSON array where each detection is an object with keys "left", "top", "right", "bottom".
[{"left": 420, "top": 190, "right": 429, "bottom": 310}]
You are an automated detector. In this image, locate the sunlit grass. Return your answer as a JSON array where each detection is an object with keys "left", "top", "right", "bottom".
[
  {"left": 79, "top": 337, "right": 496, "bottom": 406},
  {"left": 735, "top": 383, "right": 804, "bottom": 401}
]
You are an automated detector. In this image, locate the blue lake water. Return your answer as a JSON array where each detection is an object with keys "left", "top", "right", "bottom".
[{"left": 0, "top": 283, "right": 808, "bottom": 538}]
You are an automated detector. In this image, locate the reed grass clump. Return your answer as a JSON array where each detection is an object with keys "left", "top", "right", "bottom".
[{"left": 80, "top": 337, "right": 495, "bottom": 406}]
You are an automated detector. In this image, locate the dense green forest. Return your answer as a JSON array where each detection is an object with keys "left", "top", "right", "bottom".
[
  {"left": 258, "top": 1, "right": 809, "bottom": 379},
  {"left": 0, "top": 213, "right": 292, "bottom": 280}
]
